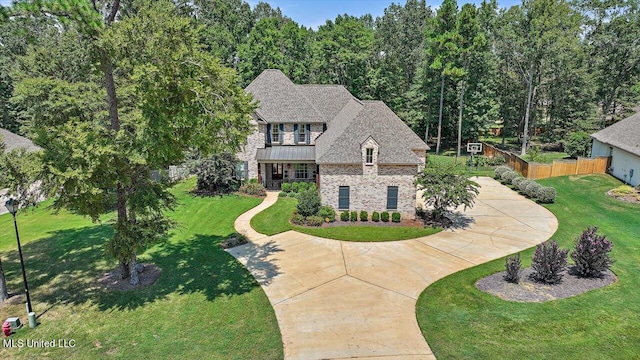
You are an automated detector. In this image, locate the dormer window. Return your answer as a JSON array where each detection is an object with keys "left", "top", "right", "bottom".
[{"left": 365, "top": 148, "right": 374, "bottom": 165}]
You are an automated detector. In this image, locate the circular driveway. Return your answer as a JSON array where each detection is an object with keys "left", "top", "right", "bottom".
[{"left": 230, "top": 177, "right": 558, "bottom": 360}]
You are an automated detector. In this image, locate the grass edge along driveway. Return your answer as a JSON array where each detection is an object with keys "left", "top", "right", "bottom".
[
  {"left": 416, "top": 174, "right": 640, "bottom": 360},
  {"left": 0, "top": 178, "right": 283, "bottom": 360},
  {"left": 250, "top": 196, "right": 440, "bottom": 242}
]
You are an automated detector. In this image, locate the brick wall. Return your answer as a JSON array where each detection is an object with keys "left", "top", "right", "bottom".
[{"left": 236, "top": 119, "right": 266, "bottom": 180}]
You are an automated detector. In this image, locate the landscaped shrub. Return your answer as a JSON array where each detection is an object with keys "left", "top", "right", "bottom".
[
  {"left": 288, "top": 192, "right": 298, "bottom": 198},
  {"left": 372, "top": 211, "right": 380, "bottom": 222},
  {"left": 537, "top": 186, "right": 556, "bottom": 203},
  {"left": 504, "top": 253, "right": 522, "bottom": 283},
  {"left": 281, "top": 182, "right": 291, "bottom": 193},
  {"left": 391, "top": 212, "right": 401, "bottom": 223},
  {"left": 488, "top": 155, "right": 506, "bottom": 166},
  {"left": 340, "top": 211, "right": 349, "bottom": 222},
  {"left": 611, "top": 185, "right": 635, "bottom": 195},
  {"left": 525, "top": 182, "right": 542, "bottom": 198},
  {"left": 278, "top": 191, "right": 287, "bottom": 197},
  {"left": 308, "top": 182, "right": 317, "bottom": 192},
  {"left": 381, "top": 211, "right": 389, "bottom": 222},
  {"left": 530, "top": 240, "right": 568, "bottom": 284},
  {"left": 296, "top": 190, "right": 321, "bottom": 217},
  {"left": 291, "top": 213, "right": 305, "bottom": 225},
  {"left": 512, "top": 176, "right": 525, "bottom": 188},
  {"left": 239, "top": 183, "right": 266, "bottom": 197},
  {"left": 298, "top": 182, "right": 309, "bottom": 192},
  {"left": 290, "top": 182, "right": 300, "bottom": 193},
  {"left": 360, "top": 210, "right": 368, "bottom": 221},
  {"left": 494, "top": 165, "right": 512, "bottom": 179},
  {"left": 518, "top": 179, "right": 533, "bottom": 194},
  {"left": 318, "top": 206, "right": 336, "bottom": 222},
  {"left": 500, "top": 170, "right": 518, "bottom": 184},
  {"left": 350, "top": 211, "right": 358, "bottom": 222},
  {"left": 220, "top": 232, "right": 249, "bottom": 249},
  {"left": 305, "top": 215, "right": 324, "bottom": 227},
  {"left": 570, "top": 226, "right": 614, "bottom": 277}
]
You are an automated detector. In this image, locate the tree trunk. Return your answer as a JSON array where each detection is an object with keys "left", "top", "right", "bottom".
[
  {"left": 0, "top": 258, "right": 9, "bottom": 302},
  {"left": 424, "top": 122, "right": 430, "bottom": 143},
  {"left": 436, "top": 75, "right": 445, "bottom": 155},
  {"left": 119, "top": 261, "right": 130, "bottom": 280},
  {"left": 129, "top": 254, "right": 140, "bottom": 286},
  {"left": 457, "top": 79, "right": 466, "bottom": 158},
  {"left": 521, "top": 64, "right": 535, "bottom": 156}
]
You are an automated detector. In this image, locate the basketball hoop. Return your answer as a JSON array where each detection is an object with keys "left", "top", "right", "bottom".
[{"left": 466, "top": 143, "right": 482, "bottom": 154}]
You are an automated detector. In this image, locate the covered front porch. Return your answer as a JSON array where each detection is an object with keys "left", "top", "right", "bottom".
[{"left": 256, "top": 146, "right": 318, "bottom": 190}]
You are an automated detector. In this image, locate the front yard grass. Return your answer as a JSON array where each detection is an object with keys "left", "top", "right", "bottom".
[
  {"left": 416, "top": 174, "right": 640, "bottom": 359},
  {"left": 0, "top": 178, "right": 282, "bottom": 359},
  {"left": 250, "top": 197, "right": 440, "bottom": 241}
]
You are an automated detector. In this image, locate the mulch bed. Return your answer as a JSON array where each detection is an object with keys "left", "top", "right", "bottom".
[
  {"left": 476, "top": 267, "right": 617, "bottom": 302},
  {"left": 606, "top": 189, "right": 640, "bottom": 204},
  {"left": 97, "top": 263, "right": 162, "bottom": 291},
  {"left": 319, "top": 218, "right": 424, "bottom": 228}
]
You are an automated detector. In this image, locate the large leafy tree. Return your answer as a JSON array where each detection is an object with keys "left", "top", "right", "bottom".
[{"left": 10, "top": 0, "right": 254, "bottom": 285}]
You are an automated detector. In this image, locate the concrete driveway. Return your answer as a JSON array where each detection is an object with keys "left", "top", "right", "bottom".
[{"left": 230, "top": 177, "right": 558, "bottom": 360}]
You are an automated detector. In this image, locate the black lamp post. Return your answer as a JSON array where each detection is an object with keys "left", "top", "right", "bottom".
[{"left": 5, "top": 198, "right": 33, "bottom": 315}]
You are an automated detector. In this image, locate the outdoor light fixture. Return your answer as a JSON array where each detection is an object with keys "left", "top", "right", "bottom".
[{"left": 4, "top": 198, "right": 37, "bottom": 328}]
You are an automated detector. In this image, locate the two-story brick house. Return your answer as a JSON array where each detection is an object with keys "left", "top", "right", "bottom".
[{"left": 237, "top": 69, "right": 428, "bottom": 217}]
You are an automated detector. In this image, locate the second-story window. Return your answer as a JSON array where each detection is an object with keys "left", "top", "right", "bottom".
[
  {"left": 272, "top": 124, "right": 280, "bottom": 143},
  {"left": 365, "top": 148, "right": 374, "bottom": 165},
  {"left": 298, "top": 124, "right": 306, "bottom": 143}
]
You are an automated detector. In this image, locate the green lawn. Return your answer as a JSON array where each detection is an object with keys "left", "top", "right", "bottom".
[
  {"left": 428, "top": 154, "right": 496, "bottom": 177},
  {"left": 416, "top": 174, "right": 640, "bottom": 359},
  {"left": 250, "top": 197, "right": 441, "bottom": 241},
  {"left": 0, "top": 178, "right": 282, "bottom": 359}
]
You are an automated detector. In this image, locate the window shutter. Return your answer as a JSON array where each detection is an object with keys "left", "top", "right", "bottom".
[
  {"left": 279, "top": 124, "right": 284, "bottom": 144},
  {"left": 339, "top": 186, "right": 350, "bottom": 210},
  {"left": 244, "top": 161, "right": 249, "bottom": 180},
  {"left": 306, "top": 124, "right": 311, "bottom": 144},
  {"left": 266, "top": 124, "right": 272, "bottom": 144},
  {"left": 322, "top": 123, "right": 327, "bottom": 132},
  {"left": 294, "top": 124, "right": 299, "bottom": 142},
  {"left": 387, "top": 186, "right": 398, "bottom": 210}
]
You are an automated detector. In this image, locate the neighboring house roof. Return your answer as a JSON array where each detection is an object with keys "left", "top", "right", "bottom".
[
  {"left": 316, "top": 100, "right": 428, "bottom": 165},
  {"left": 591, "top": 112, "right": 640, "bottom": 157},
  {"left": 0, "top": 128, "right": 42, "bottom": 153},
  {"left": 256, "top": 146, "right": 316, "bottom": 162}
]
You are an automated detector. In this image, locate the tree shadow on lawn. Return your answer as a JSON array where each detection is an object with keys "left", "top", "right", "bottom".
[{"left": 0, "top": 225, "right": 281, "bottom": 313}]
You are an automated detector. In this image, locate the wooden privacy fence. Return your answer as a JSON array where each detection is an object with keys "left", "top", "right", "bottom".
[{"left": 482, "top": 142, "right": 610, "bottom": 180}]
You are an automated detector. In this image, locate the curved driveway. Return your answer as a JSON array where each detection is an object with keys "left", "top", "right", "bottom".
[{"left": 230, "top": 177, "right": 558, "bottom": 360}]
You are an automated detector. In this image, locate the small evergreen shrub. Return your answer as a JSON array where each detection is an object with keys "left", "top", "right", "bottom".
[
  {"left": 318, "top": 206, "right": 336, "bottom": 222},
  {"left": 305, "top": 215, "right": 324, "bottom": 227},
  {"left": 298, "top": 182, "right": 309, "bottom": 192},
  {"left": 278, "top": 191, "right": 287, "bottom": 197},
  {"left": 391, "top": 212, "right": 401, "bottom": 222},
  {"left": 381, "top": 211, "right": 389, "bottom": 222},
  {"left": 360, "top": 210, "right": 368, "bottom": 221},
  {"left": 537, "top": 186, "right": 556, "bottom": 203},
  {"left": 500, "top": 170, "right": 518, "bottom": 184},
  {"left": 350, "top": 211, "right": 358, "bottom": 222},
  {"left": 340, "top": 211, "right": 349, "bottom": 222},
  {"left": 512, "top": 176, "right": 525, "bottom": 188},
  {"left": 530, "top": 240, "right": 568, "bottom": 284},
  {"left": 308, "top": 182, "right": 317, "bottom": 192},
  {"left": 290, "top": 182, "right": 299, "bottom": 193},
  {"left": 281, "top": 183, "right": 291, "bottom": 193},
  {"left": 488, "top": 155, "right": 506, "bottom": 166},
  {"left": 495, "top": 165, "right": 512, "bottom": 179},
  {"left": 248, "top": 178, "right": 258, "bottom": 184},
  {"left": 504, "top": 253, "right": 522, "bottom": 283},
  {"left": 518, "top": 179, "right": 533, "bottom": 194},
  {"left": 570, "top": 226, "right": 613, "bottom": 278},
  {"left": 239, "top": 183, "right": 266, "bottom": 197},
  {"left": 291, "top": 213, "right": 305, "bottom": 225},
  {"left": 288, "top": 191, "right": 298, "bottom": 198},
  {"left": 525, "top": 182, "right": 542, "bottom": 198},
  {"left": 611, "top": 185, "right": 635, "bottom": 195},
  {"left": 372, "top": 211, "right": 380, "bottom": 222},
  {"left": 296, "top": 190, "right": 321, "bottom": 217}
]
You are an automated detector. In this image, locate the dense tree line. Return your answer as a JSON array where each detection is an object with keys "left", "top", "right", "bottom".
[{"left": 2, "top": 0, "right": 639, "bottom": 155}]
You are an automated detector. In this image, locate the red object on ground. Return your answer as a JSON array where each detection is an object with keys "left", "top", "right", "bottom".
[{"left": 2, "top": 321, "right": 12, "bottom": 337}]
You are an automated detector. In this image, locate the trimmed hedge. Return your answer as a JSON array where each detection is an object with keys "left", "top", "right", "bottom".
[
  {"left": 371, "top": 211, "right": 380, "bottom": 222},
  {"left": 500, "top": 170, "right": 518, "bottom": 184},
  {"left": 350, "top": 211, "right": 358, "bottom": 222},
  {"left": 512, "top": 176, "right": 526, "bottom": 188},
  {"left": 340, "top": 211, "right": 349, "bottom": 221},
  {"left": 525, "top": 182, "right": 542, "bottom": 198},
  {"left": 281, "top": 183, "right": 291, "bottom": 193},
  {"left": 518, "top": 179, "right": 534, "bottom": 194},
  {"left": 360, "top": 211, "right": 368, "bottom": 221},
  {"left": 494, "top": 165, "right": 512, "bottom": 179},
  {"left": 381, "top": 211, "right": 389, "bottom": 222},
  {"left": 391, "top": 212, "right": 401, "bottom": 223},
  {"left": 537, "top": 187, "right": 557, "bottom": 203},
  {"left": 318, "top": 206, "right": 336, "bottom": 222}
]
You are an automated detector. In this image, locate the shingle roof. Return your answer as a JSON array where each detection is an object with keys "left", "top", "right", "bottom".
[
  {"left": 316, "top": 101, "right": 429, "bottom": 164},
  {"left": 591, "top": 112, "right": 640, "bottom": 156},
  {"left": 256, "top": 146, "right": 315, "bottom": 162},
  {"left": 0, "top": 128, "right": 42, "bottom": 153},
  {"left": 298, "top": 85, "right": 355, "bottom": 123}
]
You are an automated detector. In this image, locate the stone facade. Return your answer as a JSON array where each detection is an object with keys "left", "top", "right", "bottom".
[
  {"left": 237, "top": 120, "right": 266, "bottom": 180},
  {"left": 274, "top": 123, "right": 324, "bottom": 146},
  {"left": 361, "top": 136, "right": 379, "bottom": 177},
  {"left": 319, "top": 164, "right": 419, "bottom": 218}
]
